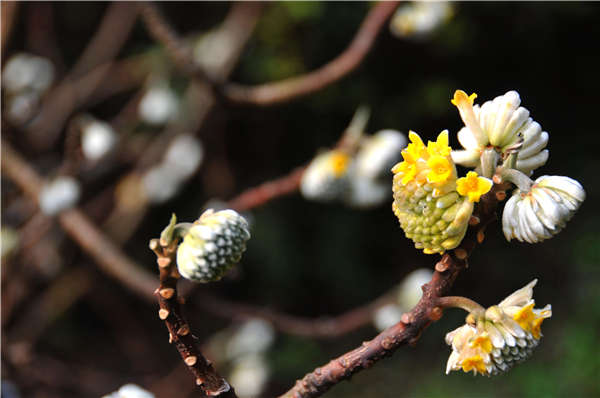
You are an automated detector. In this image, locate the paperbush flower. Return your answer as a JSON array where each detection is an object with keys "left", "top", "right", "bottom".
[
  {"left": 177, "top": 209, "right": 250, "bottom": 283},
  {"left": 446, "top": 280, "right": 552, "bottom": 376},
  {"left": 392, "top": 131, "right": 491, "bottom": 254},
  {"left": 354, "top": 129, "right": 407, "bottom": 180},
  {"left": 450, "top": 90, "right": 549, "bottom": 175},
  {"left": 502, "top": 175, "right": 585, "bottom": 243},
  {"left": 389, "top": 1, "right": 453, "bottom": 38},
  {"left": 300, "top": 149, "right": 351, "bottom": 202}
]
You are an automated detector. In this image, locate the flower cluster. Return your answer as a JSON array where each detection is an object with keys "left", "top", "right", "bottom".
[
  {"left": 176, "top": 209, "right": 250, "bottom": 283},
  {"left": 503, "top": 175, "right": 585, "bottom": 243},
  {"left": 391, "top": 130, "right": 492, "bottom": 254},
  {"left": 447, "top": 89, "right": 585, "bottom": 243},
  {"left": 445, "top": 280, "right": 552, "bottom": 376},
  {"left": 450, "top": 90, "right": 549, "bottom": 175},
  {"left": 301, "top": 108, "right": 407, "bottom": 208}
]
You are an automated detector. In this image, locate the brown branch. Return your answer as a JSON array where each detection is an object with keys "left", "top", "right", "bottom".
[
  {"left": 1, "top": 140, "right": 157, "bottom": 302},
  {"left": 1, "top": 1, "right": 18, "bottom": 56},
  {"left": 26, "top": 2, "right": 140, "bottom": 151},
  {"left": 139, "top": 2, "right": 202, "bottom": 77},
  {"left": 194, "top": 287, "right": 395, "bottom": 339},
  {"left": 280, "top": 184, "right": 507, "bottom": 398},
  {"left": 221, "top": 1, "right": 399, "bottom": 106},
  {"left": 227, "top": 166, "right": 306, "bottom": 212},
  {"left": 149, "top": 238, "right": 237, "bottom": 397}
]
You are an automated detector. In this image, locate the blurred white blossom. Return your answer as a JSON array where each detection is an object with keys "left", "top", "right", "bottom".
[
  {"left": 373, "top": 303, "right": 404, "bottom": 332},
  {"left": 38, "top": 176, "right": 81, "bottom": 215},
  {"left": 228, "top": 354, "right": 270, "bottom": 398},
  {"left": 225, "top": 319, "right": 275, "bottom": 361},
  {"left": 397, "top": 268, "right": 433, "bottom": 311},
  {"left": 138, "top": 83, "right": 178, "bottom": 126},
  {"left": 2, "top": 53, "right": 54, "bottom": 95},
  {"left": 163, "top": 134, "right": 204, "bottom": 180},
  {"left": 81, "top": 118, "right": 117, "bottom": 161},
  {"left": 102, "top": 384, "right": 154, "bottom": 398},
  {"left": 390, "top": 2, "right": 453, "bottom": 39}
]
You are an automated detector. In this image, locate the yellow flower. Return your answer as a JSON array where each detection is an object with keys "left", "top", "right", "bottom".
[
  {"left": 461, "top": 355, "right": 487, "bottom": 374},
  {"left": 446, "top": 280, "right": 552, "bottom": 376},
  {"left": 427, "top": 155, "right": 452, "bottom": 184},
  {"left": 402, "top": 131, "right": 426, "bottom": 163},
  {"left": 427, "top": 130, "right": 452, "bottom": 157},
  {"left": 469, "top": 333, "right": 493, "bottom": 353},
  {"left": 456, "top": 171, "right": 493, "bottom": 202},
  {"left": 513, "top": 302, "right": 536, "bottom": 332},
  {"left": 394, "top": 161, "right": 418, "bottom": 185},
  {"left": 451, "top": 90, "right": 477, "bottom": 107}
]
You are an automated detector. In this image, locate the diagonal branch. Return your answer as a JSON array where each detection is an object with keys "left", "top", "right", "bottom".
[
  {"left": 220, "top": 1, "right": 399, "bottom": 106},
  {"left": 279, "top": 184, "right": 507, "bottom": 398},
  {"left": 150, "top": 238, "right": 237, "bottom": 397}
]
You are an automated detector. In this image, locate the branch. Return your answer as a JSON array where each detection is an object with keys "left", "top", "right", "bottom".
[
  {"left": 221, "top": 1, "right": 399, "bottom": 106},
  {"left": 227, "top": 166, "right": 306, "bottom": 212},
  {"left": 1, "top": 140, "right": 157, "bottom": 302},
  {"left": 25, "top": 2, "right": 140, "bottom": 151},
  {"left": 194, "top": 286, "right": 395, "bottom": 339},
  {"left": 149, "top": 238, "right": 237, "bottom": 397},
  {"left": 280, "top": 184, "right": 507, "bottom": 398}
]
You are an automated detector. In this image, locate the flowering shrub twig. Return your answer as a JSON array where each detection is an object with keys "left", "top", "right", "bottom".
[
  {"left": 221, "top": 1, "right": 399, "bottom": 106},
  {"left": 149, "top": 234, "right": 237, "bottom": 397}
]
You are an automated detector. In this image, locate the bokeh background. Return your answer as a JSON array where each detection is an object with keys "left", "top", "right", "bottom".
[{"left": 2, "top": 2, "right": 599, "bottom": 397}]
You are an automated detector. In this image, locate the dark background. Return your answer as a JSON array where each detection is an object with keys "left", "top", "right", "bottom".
[{"left": 2, "top": 2, "right": 599, "bottom": 397}]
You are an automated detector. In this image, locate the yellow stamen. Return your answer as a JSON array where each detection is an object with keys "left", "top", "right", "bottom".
[
  {"left": 513, "top": 302, "right": 536, "bottom": 332},
  {"left": 329, "top": 152, "right": 350, "bottom": 177},
  {"left": 456, "top": 171, "right": 493, "bottom": 203},
  {"left": 469, "top": 333, "right": 493, "bottom": 353},
  {"left": 461, "top": 355, "right": 487, "bottom": 375},
  {"left": 531, "top": 317, "right": 545, "bottom": 339}
]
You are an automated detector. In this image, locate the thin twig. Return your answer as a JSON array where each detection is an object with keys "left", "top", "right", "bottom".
[
  {"left": 280, "top": 184, "right": 505, "bottom": 398},
  {"left": 1, "top": 1, "right": 19, "bottom": 56},
  {"left": 221, "top": 1, "right": 399, "bottom": 106},
  {"left": 194, "top": 288, "right": 395, "bottom": 339},
  {"left": 149, "top": 238, "right": 237, "bottom": 397},
  {"left": 227, "top": 166, "right": 306, "bottom": 212}
]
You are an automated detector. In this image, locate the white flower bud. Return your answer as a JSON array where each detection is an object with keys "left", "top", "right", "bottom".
[
  {"left": 354, "top": 130, "right": 407, "bottom": 180},
  {"left": 225, "top": 319, "right": 275, "bottom": 361},
  {"left": 451, "top": 90, "right": 549, "bottom": 174},
  {"left": 138, "top": 84, "right": 178, "bottom": 126},
  {"left": 343, "top": 176, "right": 389, "bottom": 208},
  {"left": 81, "top": 118, "right": 117, "bottom": 161},
  {"left": 141, "top": 164, "right": 182, "bottom": 204},
  {"left": 373, "top": 303, "right": 403, "bottom": 332},
  {"left": 102, "top": 384, "right": 155, "bottom": 398},
  {"left": 2, "top": 53, "right": 54, "bottom": 95},
  {"left": 163, "top": 134, "right": 204, "bottom": 180},
  {"left": 390, "top": 2, "right": 453, "bottom": 38},
  {"left": 38, "top": 176, "right": 81, "bottom": 215},
  {"left": 177, "top": 209, "right": 250, "bottom": 283},
  {"left": 502, "top": 175, "right": 585, "bottom": 243},
  {"left": 228, "top": 354, "right": 269, "bottom": 398},
  {"left": 397, "top": 268, "right": 433, "bottom": 311}
]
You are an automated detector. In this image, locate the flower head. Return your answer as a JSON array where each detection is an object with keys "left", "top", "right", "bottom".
[
  {"left": 392, "top": 131, "right": 475, "bottom": 254},
  {"left": 456, "top": 171, "right": 493, "bottom": 203},
  {"left": 389, "top": 1, "right": 453, "bottom": 39},
  {"left": 446, "top": 280, "right": 552, "bottom": 376},
  {"left": 450, "top": 90, "right": 549, "bottom": 175},
  {"left": 502, "top": 175, "right": 585, "bottom": 243},
  {"left": 300, "top": 149, "right": 351, "bottom": 202},
  {"left": 177, "top": 209, "right": 250, "bottom": 283},
  {"left": 354, "top": 129, "right": 407, "bottom": 180}
]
